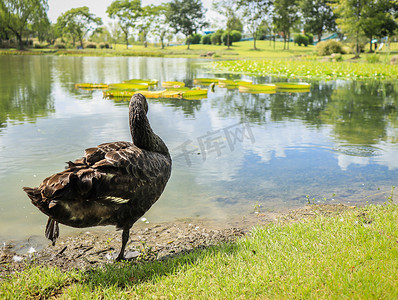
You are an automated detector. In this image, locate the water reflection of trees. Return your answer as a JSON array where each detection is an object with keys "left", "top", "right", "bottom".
[
  {"left": 211, "top": 82, "right": 334, "bottom": 126},
  {"left": 210, "top": 80, "right": 398, "bottom": 146},
  {"left": 0, "top": 56, "right": 54, "bottom": 130},
  {"left": 106, "top": 97, "right": 202, "bottom": 118},
  {"left": 321, "top": 81, "right": 398, "bottom": 145}
]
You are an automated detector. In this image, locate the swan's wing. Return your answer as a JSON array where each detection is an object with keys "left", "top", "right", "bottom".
[
  {"left": 93, "top": 146, "right": 171, "bottom": 183},
  {"left": 39, "top": 144, "right": 170, "bottom": 203},
  {"left": 80, "top": 141, "right": 133, "bottom": 166}
]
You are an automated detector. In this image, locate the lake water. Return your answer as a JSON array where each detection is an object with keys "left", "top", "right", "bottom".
[{"left": 1, "top": 55, "right": 398, "bottom": 245}]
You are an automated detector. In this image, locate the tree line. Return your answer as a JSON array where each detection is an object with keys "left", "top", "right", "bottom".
[{"left": 0, "top": 0, "right": 397, "bottom": 53}]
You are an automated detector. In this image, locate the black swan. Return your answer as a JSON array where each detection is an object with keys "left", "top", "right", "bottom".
[{"left": 23, "top": 93, "right": 172, "bottom": 261}]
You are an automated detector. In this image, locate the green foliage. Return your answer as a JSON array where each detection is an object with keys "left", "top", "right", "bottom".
[
  {"left": 85, "top": 42, "right": 97, "bottom": 49},
  {"left": 99, "top": 42, "right": 110, "bottom": 49},
  {"left": 148, "top": 3, "right": 171, "bottom": 49},
  {"left": 54, "top": 42, "right": 66, "bottom": 49},
  {"left": 222, "top": 30, "right": 242, "bottom": 46},
  {"left": 366, "top": 53, "right": 380, "bottom": 63},
  {"left": 106, "top": 0, "right": 142, "bottom": 49},
  {"left": 305, "top": 33, "right": 314, "bottom": 45},
  {"left": 166, "top": 0, "right": 207, "bottom": 49},
  {"left": 227, "top": 15, "right": 243, "bottom": 32},
  {"left": 294, "top": 34, "right": 309, "bottom": 47},
  {"left": 201, "top": 34, "right": 212, "bottom": 45},
  {"left": 239, "top": 0, "right": 272, "bottom": 50},
  {"left": 0, "top": 0, "right": 50, "bottom": 49},
  {"left": 316, "top": 40, "right": 343, "bottom": 56},
  {"left": 211, "top": 29, "right": 224, "bottom": 45},
  {"left": 328, "top": 0, "right": 397, "bottom": 56},
  {"left": 56, "top": 6, "right": 102, "bottom": 48},
  {"left": 33, "top": 41, "right": 49, "bottom": 49},
  {"left": 300, "top": 0, "right": 336, "bottom": 42},
  {"left": 187, "top": 33, "right": 202, "bottom": 45},
  {"left": 273, "top": 0, "right": 300, "bottom": 50},
  {"left": 231, "top": 30, "right": 242, "bottom": 43}
]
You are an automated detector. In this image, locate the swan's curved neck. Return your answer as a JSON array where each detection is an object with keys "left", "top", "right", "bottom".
[{"left": 129, "top": 103, "right": 169, "bottom": 156}]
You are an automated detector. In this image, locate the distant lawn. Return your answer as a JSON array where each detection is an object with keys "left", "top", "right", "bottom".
[{"left": 0, "top": 40, "right": 316, "bottom": 59}]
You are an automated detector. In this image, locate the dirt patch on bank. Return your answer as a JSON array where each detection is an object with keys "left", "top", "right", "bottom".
[{"left": 0, "top": 204, "right": 356, "bottom": 275}]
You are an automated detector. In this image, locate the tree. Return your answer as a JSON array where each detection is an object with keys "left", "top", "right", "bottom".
[
  {"left": 90, "top": 26, "right": 111, "bottom": 44},
  {"left": 273, "top": 0, "right": 300, "bottom": 50},
  {"left": 167, "top": 0, "right": 207, "bottom": 49},
  {"left": 213, "top": 0, "right": 238, "bottom": 49},
  {"left": 150, "top": 3, "right": 173, "bottom": 49},
  {"left": 137, "top": 4, "right": 156, "bottom": 47},
  {"left": 331, "top": 0, "right": 398, "bottom": 55},
  {"left": 56, "top": 7, "right": 102, "bottom": 48},
  {"left": 300, "top": 0, "right": 336, "bottom": 42},
  {"left": 108, "top": 21, "right": 123, "bottom": 49},
  {"left": 361, "top": 0, "right": 397, "bottom": 52},
  {"left": 107, "top": 0, "right": 141, "bottom": 49},
  {"left": 239, "top": 0, "right": 272, "bottom": 50},
  {"left": 227, "top": 16, "right": 243, "bottom": 33},
  {"left": 0, "top": 0, "right": 49, "bottom": 49}
]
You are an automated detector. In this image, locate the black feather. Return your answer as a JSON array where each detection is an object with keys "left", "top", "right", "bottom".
[{"left": 23, "top": 93, "right": 172, "bottom": 261}]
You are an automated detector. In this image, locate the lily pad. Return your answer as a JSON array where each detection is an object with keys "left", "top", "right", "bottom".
[
  {"left": 161, "top": 81, "right": 185, "bottom": 88},
  {"left": 273, "top": 82, "right": 311, "bottom": 89},
  {"left": 108, "top": 83, "right": 149, "bottom": 90},
  {"left": 238, "top": 84, "right": 276, "bottom": 93},
  {"left": 103, "top": 90, "right": 138, "bottom": 98},
  {"left": 123, "top": 79, "right": 158, "bottom": 85},
  {"left": 75, "top": 83, "right": 109, "bottom": 89},
  {"left": 218, "top": 79, "right": 253, "bottom": 88},
  {"left": 193, "top": 78, "right": 222, "bottom": 85}
]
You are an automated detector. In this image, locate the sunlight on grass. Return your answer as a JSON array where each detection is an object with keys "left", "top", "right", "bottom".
[{"left": 2, "top": 204, "right": 398, "bottom": 299}]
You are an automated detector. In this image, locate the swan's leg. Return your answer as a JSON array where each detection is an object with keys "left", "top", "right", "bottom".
[{"left": 116, "top": 228, "right": 130, "bottom": 261}]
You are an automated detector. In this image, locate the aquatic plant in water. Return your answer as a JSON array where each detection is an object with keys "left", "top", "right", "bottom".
[
  {"left": 161, "top": 81, "right": 185, "bottom": 88},
  {"left": 122, "top": 79, "right": 158, "bottom": 85},
  {"left": 75, "top": 83, "right": 109, "bottom": 89},
  {"left": 214, "top": 59, "right": 398, "bottom": 80}
]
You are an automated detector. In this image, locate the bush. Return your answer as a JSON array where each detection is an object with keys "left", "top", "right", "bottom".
[
  {"left": 34, "top": 42, "right": 48, "bottom": 49},
  {"left": 222, "top": 30, "right": 242, "bottom": 46},
  {"left": 305, "top": 33, "right": 314, "bottom": 45},
  {"left": 316, "top": 40, "right": 343, "bottom": 56},
  {"left": 366, "top": 53, "right": 380, "bottom": 63},
  {"left": 187, "top": 33, "right": 202, "bottom": 45},
  {"left": 349, "top": 42, "right": 365, "bottom": 54},
  {"left": 294, "top": 34, "right": 309, "bottom": 47},
  {"left": 231, "top": 30, "right": 242, "bottom": 43},
  {"left": 211, "top": 30, "right": 224, "bottom": 45},
  {"left": 54, "top": 42, "right": 66, "bottom": 49},
  {"left": 330, "top": 53, "right": 342, "bottom": 62},
  {"left": 201, "top": 34, "right": 212, "bottom": 45},
  {"left": 85, "top": 42, "right": 97, "bottom": 49}
]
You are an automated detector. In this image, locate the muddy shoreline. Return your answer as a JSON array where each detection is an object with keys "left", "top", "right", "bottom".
[{"left": 0, "top": 204, "right": 355, "bottom": 275}]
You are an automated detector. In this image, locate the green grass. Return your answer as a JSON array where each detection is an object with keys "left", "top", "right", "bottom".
[
  {"left": 0, "top": 41, "right": 315, "bottom": 59},
  {"left": 2, "top": 203, "right": 398, "bottom": 299}
]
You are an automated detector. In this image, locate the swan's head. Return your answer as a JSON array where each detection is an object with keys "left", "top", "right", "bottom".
[{"left": 130, "top": 93, "right": 148, "bottom": 114}]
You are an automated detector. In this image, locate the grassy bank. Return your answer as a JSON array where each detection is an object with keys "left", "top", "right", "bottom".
[
  {"left": 1, "top": 203, "right": 398, "bottom": 299},
  {"left": 0, "top": 41, "right": 315, "bottom": 59}
]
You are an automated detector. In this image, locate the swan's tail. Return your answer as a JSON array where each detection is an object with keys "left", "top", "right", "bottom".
[
  {"left": 45, "top": 218, "right": 59, "bottom": 246},
  {"left": 23, "top": 187, "right": 59, "bottom": 245}
]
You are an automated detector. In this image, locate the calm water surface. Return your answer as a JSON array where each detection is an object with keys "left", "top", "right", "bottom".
[{"left": 1, "top": 55, "right": 398, "bottom": 245}]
